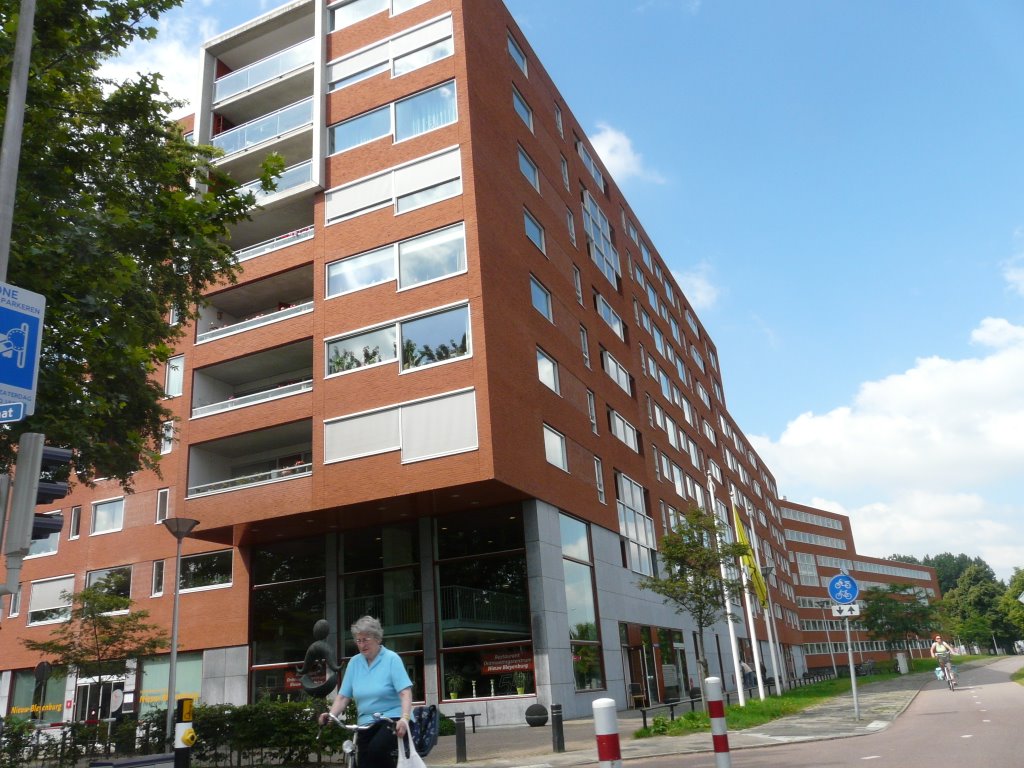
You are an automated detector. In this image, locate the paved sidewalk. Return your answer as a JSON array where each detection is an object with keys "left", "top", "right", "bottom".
[{"left": 424, "top": 670, "right": 939, "bottom": 767}]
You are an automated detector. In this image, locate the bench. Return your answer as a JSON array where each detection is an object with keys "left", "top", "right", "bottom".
[{"left": 464, "top": 712, "right": 480, "bottom": 733}]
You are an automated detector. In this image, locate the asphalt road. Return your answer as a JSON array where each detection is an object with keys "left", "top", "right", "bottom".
[{"left": 639, "top": 657, "right": 1024, "bottom": 767}]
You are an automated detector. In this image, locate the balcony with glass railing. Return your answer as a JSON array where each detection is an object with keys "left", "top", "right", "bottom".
[
  {"left": 214, "top": 38, "right": 316, "bottom": 103},
  {"left": 234, "top": 225, "right": 314, "bottom": 263},
  {"left": 188, "top": 461, "right": 311, "bottom": 497},
  {"left": 192, "top": 378, "right": 313, "bottom": 419},
  {"left": 197, "top": 299, "right": 313, "bottom": 344},
  {"left": 212, "top": 98, "right": 313, "bottom": 157},
  {"left": 240, "top": 159, "right": 313, "bottom": 203},
  {"left": 439, "top": 585, "right": 529, "bottom": 631}
]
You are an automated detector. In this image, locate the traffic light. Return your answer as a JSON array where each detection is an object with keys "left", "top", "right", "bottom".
[
  {"left": 31, "top": 512, "right": 63, "bottom": 540},
  {"left": 36, "top": 446, "right": 72, "bottom": 505}
]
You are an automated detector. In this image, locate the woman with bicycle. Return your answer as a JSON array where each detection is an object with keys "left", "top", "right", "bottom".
[
  {"left": 318, "top": 616, "right": 413, "bottom": 768},
  {"left": 930, "top": 634, "right": 956, "bottom": 687}
]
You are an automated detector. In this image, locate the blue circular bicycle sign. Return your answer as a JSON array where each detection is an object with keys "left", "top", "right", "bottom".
[{"left": 828, "top": 573, "right": 859, "bottom": 605}]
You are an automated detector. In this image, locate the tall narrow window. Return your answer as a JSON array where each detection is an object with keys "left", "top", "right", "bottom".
[
  {"left": 566, "top": 208, "right": 577, "bottom": 246},
  {"left": 512, "top": 87, "right": 533, "bottom": 131},
  {"left": 572, "top": 266, "right": 583, "bottom": 304},
  {"left": 579, "top": 324, "right": 590, "bottom": 368},
  {"left": 524, "top": 209, "right": 545, "bottom": 252},
  {"left": 530, "top": 277, "right": 552, "bottom": 321},
  {"left": 165, "top": 355, "right": 184, "bottom": 397},
  {"left": 507, "top": 34, "right": 527, "bottom": 74},
  {"left": 543, "top": 425, "right": 568, "bottom": 471},
  {"left": 69, "top": 506, "right": 81, "bottom": 540},
  {"left": 155, "top": 488, "right": 169, "bottom": 523},
  {"left": 586, "top": 390, "right": 598, "bottom": 434},
  {"left": 554, "top": 104, "right": 564, "bottom": 139},
  {"left": 152, "top": 560, "right": 165, "bottom": 597},
  {"left": 594, "top": 458, "right": 605, "bottom": 503},
  {"left": 560, "top": 154, "right": 569, "bottom": 190},
  {"left": 518, "top": 146, "right": 539, "bottom": 190},
  {"left": 537, "top": 349, "right": 559, "bottom": 393}
]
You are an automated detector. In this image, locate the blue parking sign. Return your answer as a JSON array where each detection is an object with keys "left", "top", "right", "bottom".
[
  {"left": 828, "top": 573, "right": 859, "bottom": 605},
  {"left": 0, "top": 282, "right": 45, "bottom": 415}
]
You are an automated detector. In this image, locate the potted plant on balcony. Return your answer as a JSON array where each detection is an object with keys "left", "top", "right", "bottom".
[
  {"left": 446, "top": 671, "right": 465, "bottom": 699},
  {"left": 513, "top": 670, "right": 529, "bottom": 695}
]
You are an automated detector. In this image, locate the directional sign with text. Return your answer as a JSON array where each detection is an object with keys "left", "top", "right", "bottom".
[
  {"left": 0, "top": 282, "right": 45, "bottom": 415},
  {"left": 827, "top": 573, "right": 859, "bottom": 605},
  {"left": 832, "top": 604, "right": 861, "bottom": 617}
]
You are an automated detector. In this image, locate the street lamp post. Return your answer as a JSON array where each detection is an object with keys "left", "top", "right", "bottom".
[{"left": 162, "top": 517, "right": 199, "bottom": 747}]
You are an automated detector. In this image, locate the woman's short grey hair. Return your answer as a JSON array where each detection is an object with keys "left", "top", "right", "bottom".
[{"left": 351, "top": 615, "right": 384, "bottom": 642}]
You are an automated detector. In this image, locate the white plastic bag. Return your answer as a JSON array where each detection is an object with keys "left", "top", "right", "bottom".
[{"left": 396, "top": 732, "right": 427, "bottom": 768}]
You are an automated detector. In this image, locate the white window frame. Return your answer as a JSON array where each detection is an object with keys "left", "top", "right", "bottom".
[
  {"left": 507, "top": 33, "right": 527, "bottom": 75},
  {"left": 537, "top": 348, "right": 560, "bottom": 394},
  {"left": 91, "top": 497, "right": 125, "bottom": 536},
  {"left": 524, "top": 208, "right": 545, "bottom": 252},
  {"left": 512, "top": 86, "right": 533, "bottom": 131},
  {"left": 530, "top": 276, "right": 552, "bottom": 321},
  {"left": 165, "top": 355, "right": 184, "bottom": 398},
  {"left": 155, "top": 488, "right": 169, "bottom": 523},
  {"left": 543, "top": 424, "right": 568, "bottom": 471}
]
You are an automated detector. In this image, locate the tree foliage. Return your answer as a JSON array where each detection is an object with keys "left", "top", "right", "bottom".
[
  {"left": 639, "top": 506, "right": 749, "bottom": 686},
  {"left": 21, "top": 573, "right": 168, "bottom": 680},
  {"left": 939, "top": 563, "right": 1012, "bottom": 649},
  {"left": 997, "top": 568, "right": 1024, "bottom": 640},
  {"left": 922, "top": 553, "right": 996, "bottom": 595},
  {"left": 860, "top": 583, "right": 934, "bottom": 654},
  {"left": 0, "top": 0, "right": 279, "bottom": 486}
]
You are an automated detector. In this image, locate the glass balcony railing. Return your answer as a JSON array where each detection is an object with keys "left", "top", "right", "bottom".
[
  {"left": 197, "top": 300, "right": 313, "bottom": 343},
  {"left": 188, "top": 462, "right": 311, "bottom": 498},
  {"left": 240, "top": 160, "right": 313, "bottom": 203},
  {"left": 439, "top": 585, "right": 529, "bottom": 629},
  {"left": 191, "top": 378, "right": 313, "bottom": 419},
  {"left": 212, "top": 98, "right": 314, "bottom": 157},
  {"left": 234, "top": 225, "right": 314, "bottom": 263},
  {"left": 214, "top": 38, "right": 316, "bottom": 102}
]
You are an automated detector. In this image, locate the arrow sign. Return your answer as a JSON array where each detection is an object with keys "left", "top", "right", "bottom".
[
  {"left": 828, "top": 573, "right": 860, "bottom": 605},
  {"left": 831, "top": 604, "right": 861, "bottom": 617}
]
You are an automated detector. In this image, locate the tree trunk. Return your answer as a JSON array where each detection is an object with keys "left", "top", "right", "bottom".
[{"left": 695, "top": 628, "right": 711, "bottom": 708}]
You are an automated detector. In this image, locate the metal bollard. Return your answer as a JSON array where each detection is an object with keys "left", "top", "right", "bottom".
[
  {"left": 454, "top": 711, "right": 467, "bottom": 764},
  {"left": 551, "top": 703, "right": 564, "bottom": 753},
  {"left": 706, "top": 677, "right": 732, "bottom": 768}
]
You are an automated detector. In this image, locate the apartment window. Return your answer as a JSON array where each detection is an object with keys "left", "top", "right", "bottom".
[
  {"left": 543, "top": 425, "right": 568, "bottom": 471},
  {"left": 530, "top": 277, "right": 552, "bottom": 321},
  {"left": 91, "top": 498, "right": 124, "bottom": 535},
  {"left": 507, "top": 33, "right": 527, "bottom": 74},
  {"left": 594, "top": 457, "right": 605, "bottom": 503},
  {"left": 27, "top": 575, "right": 74, "bottom": 625},
  {"left": 393, "top": 16, "right": 455, "bottom": 76},
  {"left": 560, "top": 154, "right": 569, "bottom": 190},
  {"left": 331, "top": 0, "right": 388, "bottom": 30},
  {"left": 601, "top": 349, "right": 632, "bottom": 395},
  {"left": 27, "top": 513, "right": 60, "bottom": 557},
  {"left": 86, "top": 566, "right": 131, "bottom": 603},
  {"left": 326, "top": 146, "right": 463, "bottom": 223},
  {"left": 152, "top": 560, "right": 165, "bottom": 597},
  {"left": 8, "top": 584, "right": 21, "bottom": 617},
  {"left": 566, "top": 208, "right": 577, "bottom": 246},
  {"left": 616, "top": 472, "right": 654, "bottom": 576},
  {"left": 328, "top": 221, "right": 466, "bottom": 295},
  {"left": 554, "top": 104, "right": 564, "bottom": 138},
  {"left": 582, "top": 191, "right": 619, "bottom": 287},
  {"left": 325, "top": 388, "right": 478, "bottom": 464},
  {"left": 160, "top": 421, "right": 174, "bottom": 454},
  {"left": 586, "top": 390, "right": 598, "bottom": 434},
  {"left": 537, "top": 348, "right": 559, "bottom": 394},
  {"left": 524, "top": 209, "right": 545, "bottom": 252},
  {"left": 155, "top": 489, "right": 169, "bottom": 523},
  {"left": 572, "top": 265, "right": 583, "bottom": 304},
  {"left": 579, "top": 324, "right": 591, "bottom": 368},
  {"left": 69, "top": 506, "right": 81, "bottom": 539},
  {"left": 165, "top": 355, "right": 184, "bottom": 397},
  {"left": 325, "top": 304, "right": 470, "bottom": 375},
  {"left": 595, "top": 294, "right": 625, "bottom": 341},
  {"left": 577, "top": 139, "right": 605, "bottom": 192},
  {"left": 512, "top": 87, "right": 533, "bottom": 130},
  {"left": 329, "top": 81, "right": 457, "bottom": 153},
  {"left": 609, "top": 410, "right": 639, "bottom": 452},
  {"left": 180, "top": 550, "right": 233, "bottom": 592},
  {"left": 518, "top": 146, "right": 539, "bottom": 190},
  {"left": 690, "top": 344, "right": 706, "bottom": 373}
]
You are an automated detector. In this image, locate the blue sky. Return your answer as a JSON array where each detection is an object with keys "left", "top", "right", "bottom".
[{"left": 106, "top": 0, "right": 1024, "bottom": 581}]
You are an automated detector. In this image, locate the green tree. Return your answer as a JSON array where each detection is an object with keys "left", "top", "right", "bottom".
[
  {"left": 940, "top": 563, "right": 1010, "bottom": 651},
  {"left": 997, "top": 568, "right": 1024, "bottom": 641},
  {"left": 639, "top": 506, "right": 748, "bottom": 700},
  {"left": 860, "top": 583, "right": 935, "bottom": 656},
  {"left": 21, "top": 573, "right": 168, "bottom": 692},
  {"left": 0, "top": 0, "right": 280, "bottom": 486},
  {"left": 923, "top": 553, "right": 995, "bottom": 595}
]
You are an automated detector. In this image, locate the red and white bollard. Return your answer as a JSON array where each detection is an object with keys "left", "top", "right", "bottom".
[
  {"left": 706, "top": 676, "right": 732, "bottom": 767},
  {"left": 592, "top": 697, "right": 622, "bottom": 768}
]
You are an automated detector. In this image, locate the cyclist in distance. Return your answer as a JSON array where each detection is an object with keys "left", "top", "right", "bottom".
[
  {"left": 930, "top": 634, "right": 955, "bottom": 679},
  {"left": 318, "top": 616, "right": 413, "bottom": 768}
]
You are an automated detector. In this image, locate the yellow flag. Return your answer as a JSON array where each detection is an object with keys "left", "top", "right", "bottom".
[{"left": 733, "top": 504, "right": 768, "bottom": 608}]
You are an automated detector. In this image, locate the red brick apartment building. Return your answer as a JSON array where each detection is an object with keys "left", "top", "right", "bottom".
[
  {"left": 3, "top": 0, "right": 811, "bottom": 725},
  {"left": 781, "top": 500, "right": 940, "bottom": 673}
]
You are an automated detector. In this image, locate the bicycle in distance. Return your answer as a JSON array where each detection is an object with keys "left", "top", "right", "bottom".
[{"left": 319, "top": 712, "right": 397, "bottom": 768}]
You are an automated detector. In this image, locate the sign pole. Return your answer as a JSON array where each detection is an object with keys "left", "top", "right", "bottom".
[{"left": 845, "top": 617, "right": 859, "bottom": 720}]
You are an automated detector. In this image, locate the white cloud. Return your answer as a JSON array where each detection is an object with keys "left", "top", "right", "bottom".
[
  {"left": 752, "top": 318, "right": 1024, "bottom": 582},
  {"left": 1001, "top": 253, "right": 1024, "bottom": 298},
  {"left": 673, "top": 263, "right": 719, "bottom": 310},
  {"left": 590, "top": 122, "right": 666, "bottom": 185}
]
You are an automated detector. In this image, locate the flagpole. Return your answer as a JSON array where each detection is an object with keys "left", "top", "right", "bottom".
[
  {"left": 708, "top": 472, "right": 746, "bottom": 706},
  {"left": 745, "top": 500, "right": 785, "bottom": 696},
  {"left": 732, "top": 491, "right": 765, "bottom": 701}
]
